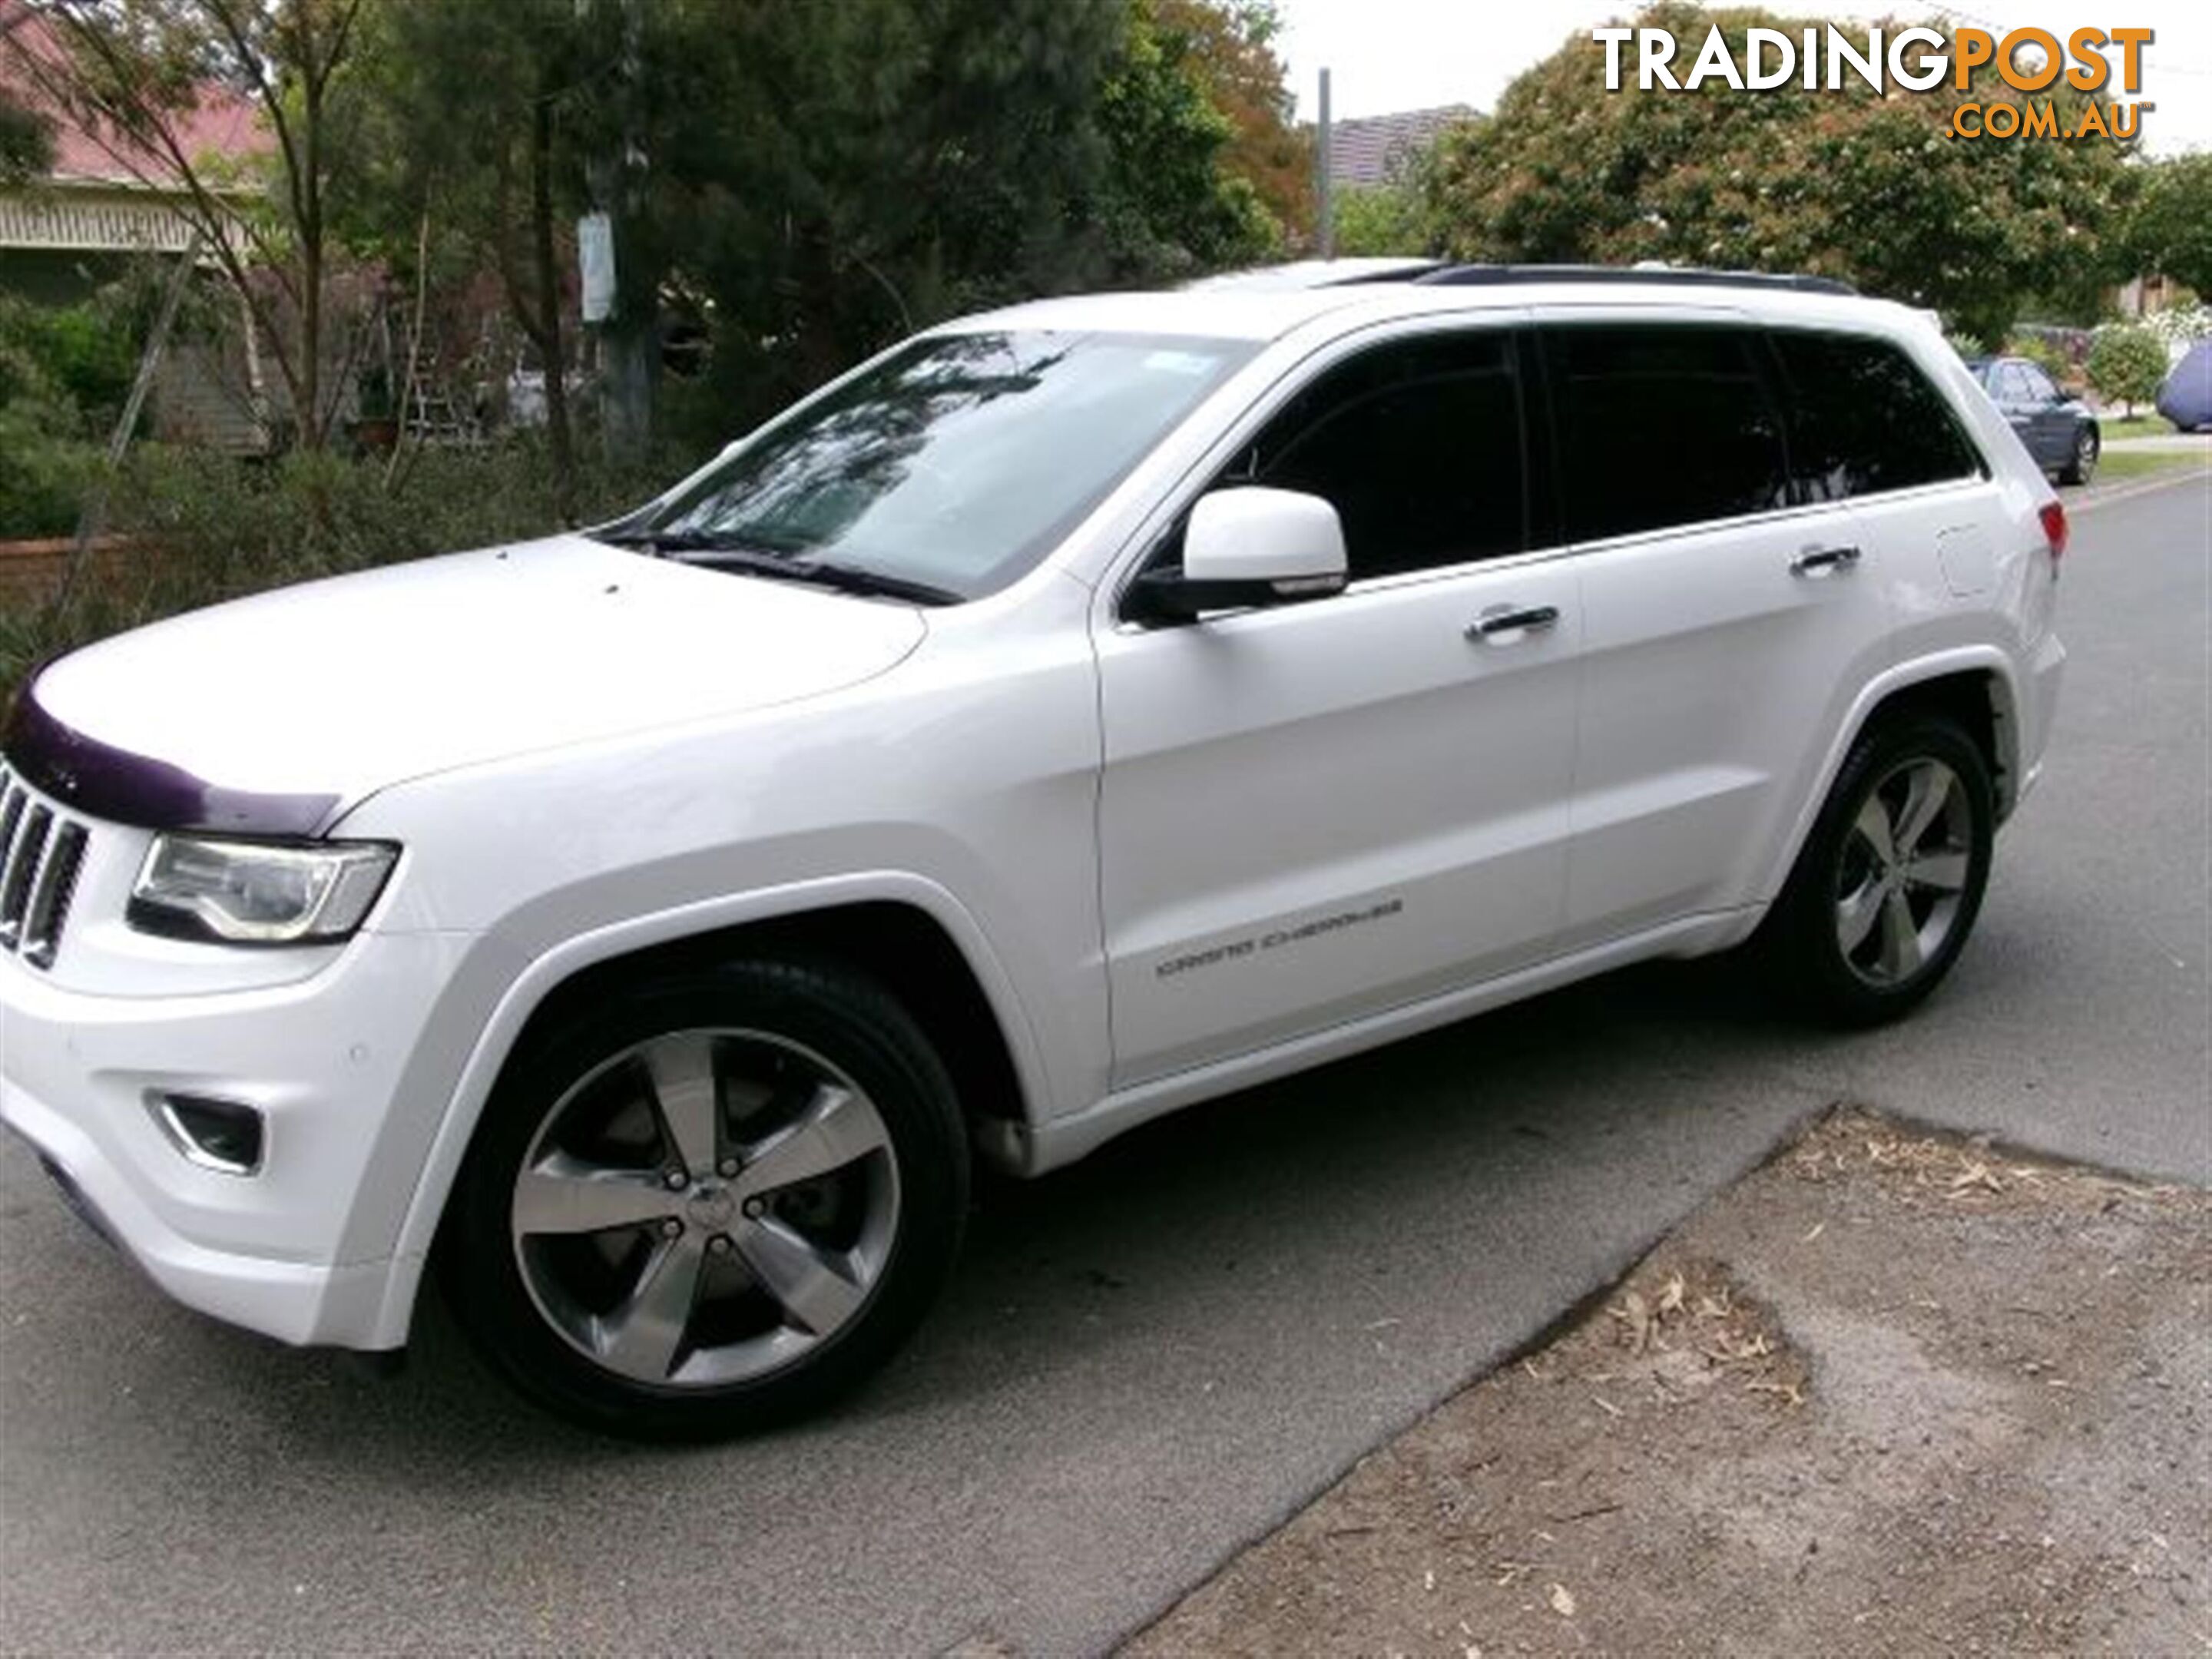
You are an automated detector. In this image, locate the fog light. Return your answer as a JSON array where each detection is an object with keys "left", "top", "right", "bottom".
[{"left": 150, "top": 1093, "right": 265, "bottom": 1176}]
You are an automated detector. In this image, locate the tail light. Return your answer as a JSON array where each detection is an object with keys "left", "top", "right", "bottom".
[{"left": 2038, "top": 500, "right": 2068, "bottom": 565}]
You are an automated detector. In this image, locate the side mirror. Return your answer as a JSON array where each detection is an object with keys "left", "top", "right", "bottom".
[{"left": 1127, "top": 487, "right": 1348, "bottom": 625}]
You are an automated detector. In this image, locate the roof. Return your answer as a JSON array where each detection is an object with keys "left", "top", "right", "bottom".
[
  {"left": 950, "top": 273, "right": 1926, "bottom": 349},
  {"left": 1322, "top": 105, "right": 1475, "bottom": 190},
  {"left": 0, "top": 2, "right": 270, "bottom": 190},
  {"left": 1181, "top": 257, "right": 1445, "bottom": 293}
]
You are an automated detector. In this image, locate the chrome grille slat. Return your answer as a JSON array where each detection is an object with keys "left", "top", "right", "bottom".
[
  {"left": 0, "top": 773, "right": 94, "bottom": 970},
  {"left": 22, "top": 823, "right": 87, "bottom": 969},
  {"left": 0, "top": 781, "right": 25, "bottom": 875},
  {"left": 0, "top": 805, "right": 53, "bottom": 945}
]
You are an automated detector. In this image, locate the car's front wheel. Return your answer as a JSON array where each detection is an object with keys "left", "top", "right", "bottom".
[
  {"left": 442, "top": 959, "right": 969, "bottom": 1439},
  {"left": 1761, "top": 716, "right": 1995, "bottom": 1026}
]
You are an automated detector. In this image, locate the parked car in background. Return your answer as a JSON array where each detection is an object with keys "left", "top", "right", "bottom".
[
  {"left": 2, "top": 267, "right": 2068, "bottom": 1439},
  {"left": 1967, "top": 356, "right": 2101, "bottom": 484},
  {"left": 2155, "top": 339, "right": 2212, "bottom": 432}
]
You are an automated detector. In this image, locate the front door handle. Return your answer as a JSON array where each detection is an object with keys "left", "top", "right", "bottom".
[
  {"left": 1790, "top": 545, "right": 1862, "bottom": 578},
  {"left": 1467, "top": 604, "right": 1561, "bottom": 642}
]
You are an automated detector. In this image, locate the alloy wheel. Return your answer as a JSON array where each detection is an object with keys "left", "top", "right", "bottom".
[
  {"left": 509, "top": 1028, "right": 902, "bottom": 1388},
  {"left": 1831, "top": 765, "right": 1972, "bottom": 995},
  {"left": 1833, "top": 757, "right": 1974, "bottom": 988}
]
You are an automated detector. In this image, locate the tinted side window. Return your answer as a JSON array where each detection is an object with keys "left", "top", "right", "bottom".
[
  {"left": 2018, "top": 363, "right": 2058, "bottom": 402},
  {"left": 1542, "top": 326, "right": 1789, "bottom": 541},
  {"left": 1770, "top": 331, "right": 1984, "bottom": 502},
  {"left": 1233, "top": 331, "right": 1527, "bottom": 578}
]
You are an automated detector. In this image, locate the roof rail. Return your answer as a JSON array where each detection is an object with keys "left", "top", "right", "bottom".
[{"left": 1412, "top": 263, "right": 1858, "bottom": 297}]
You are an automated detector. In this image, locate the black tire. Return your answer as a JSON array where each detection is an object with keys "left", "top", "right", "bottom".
[
  {"left": 440, "top": 959, "right": 969, "bottom": 1440},
  {"left": 1758, "top": 716, "right": 1995, "bottom": 1028},
  {"left": 2058, "top": 424, "right": 2099, "bottom": 485}
]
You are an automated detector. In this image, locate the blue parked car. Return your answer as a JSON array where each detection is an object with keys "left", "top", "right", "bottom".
[{"left": 1966, "top": 356, "right": 2101, "bottom": 484}]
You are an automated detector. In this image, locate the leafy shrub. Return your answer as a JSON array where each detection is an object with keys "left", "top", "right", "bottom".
[
  {"left": 0, "top": 418, "right": 98, "bottom": 540},
  {"left": 2088, "top": 326, "right": 2170, "bottom": 416},
  {"left": 2008, "top": 334, "right": 2075, "bottom": 388},
  {"left": 0, "top": 285, "right": 153, "bottom": 540}
]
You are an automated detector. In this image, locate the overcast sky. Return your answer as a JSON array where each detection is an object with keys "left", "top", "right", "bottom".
[{"left": 1280, "top": 2, "right": 2212, "bottom": 156}]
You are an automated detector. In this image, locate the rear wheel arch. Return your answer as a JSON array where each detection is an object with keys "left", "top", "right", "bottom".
[
  {"left": 1757, "top": 661, "right": 2016, "bottom": 921},
  {"left": 1858, "top": 667, "right": 2015, "bottom": 817}
]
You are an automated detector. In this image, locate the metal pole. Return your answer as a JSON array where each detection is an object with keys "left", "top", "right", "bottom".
[{"left": 1316, "top": 68, "right": 1334, "bottom": 261}]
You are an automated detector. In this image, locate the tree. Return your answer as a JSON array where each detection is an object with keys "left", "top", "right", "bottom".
[
  {"left": 348, "top": 0, "right": 594, "bottom": 508},
  {"left": 1094, "top": 0, "right": 1281, "bottom": 281},
  {"left": 0, "top": 88, "right": 52, "bottom": 186},
  {"left": 2088, "top": 324, "right": 2166, "bottom": 416},
  {"left": 8, "top": 0, "right": 369, "bottom": 448},
  {"left": 1154, "top": 0, "right": 1309, "bottom": 243},
  {"left": 1333, "top": 183, "right": 1432, "bottom": 257},
  {"left": 349, "top": 0, "right": 1298, "bottom": 468},
  {"left": 2128, "top": 154, "right": 2212, "bottom": 300},
  {"left": 1424, "top": 3, "right": 2138, "bottom": 341}
]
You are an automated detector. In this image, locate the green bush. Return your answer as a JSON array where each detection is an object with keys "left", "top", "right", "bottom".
[
  {"left": 0, "top": 416, "right": 98, "bottom": 540},
  {"left": 0, "top": 285, "right": 154, "bottom": 540},
  {"left": 1, "top": 434, "right": 702, "bottom": 702},
  {"left": 2088, "top": 326, "right": 2168, "bottom": 416},
  {"left": 2008, "top": 334, "right": 2075, "bottom": 388}
]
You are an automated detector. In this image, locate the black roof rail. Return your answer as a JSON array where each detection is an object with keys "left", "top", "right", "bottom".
[
  {"left": 1320, "top": 260, "right": 1449, "bottom": 286},
  {"left": 1412, "top": 263, "right": 1858, "bottom": 297}
]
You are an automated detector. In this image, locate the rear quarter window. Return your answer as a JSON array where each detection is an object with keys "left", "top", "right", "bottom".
[
  {"left": 1770, "top": 331, "right": 1985, "bottom": 502},
  {"left": 1541, "top": 325, "right": 1790, "bottom": 541}
]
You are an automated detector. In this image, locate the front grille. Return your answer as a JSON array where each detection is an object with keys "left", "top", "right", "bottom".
[{"left": 0, "top": 768, "right": 92, "bottom": 970}]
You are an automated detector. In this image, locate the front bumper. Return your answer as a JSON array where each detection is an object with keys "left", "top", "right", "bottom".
[{"left": 0, "top": 927, "right": 469, "bottom": 1349}]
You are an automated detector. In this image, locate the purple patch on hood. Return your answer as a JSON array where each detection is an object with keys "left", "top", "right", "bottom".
[{"left": 2, "top": 671, "right": 338, "bottom": 837}]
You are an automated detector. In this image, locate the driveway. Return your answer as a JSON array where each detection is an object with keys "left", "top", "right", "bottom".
[{"left": 2, "top": 473, "right": 2204, "bottom": 1657}]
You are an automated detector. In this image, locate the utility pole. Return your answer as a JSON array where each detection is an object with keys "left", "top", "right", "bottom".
[
  {"left": 1316, "top": 68, "right": 1335, "bottom": 261},
  {"left": 582, "top": 0, "right": 654, "bottom": 462}
]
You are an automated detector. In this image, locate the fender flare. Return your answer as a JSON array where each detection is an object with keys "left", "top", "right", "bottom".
[
  {"left": 359, "top": 870, "right": 1051, "bottom": 1349},
  {"left": 1754, "top": 644, "right": 2023, "bottom": 915}
]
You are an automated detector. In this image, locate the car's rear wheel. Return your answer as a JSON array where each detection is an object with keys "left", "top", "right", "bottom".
[
  {"left": 442, "top": 959, "right": 968, "bottom": 1439},
  {"left": 2059, "top": 425, "right": 2099, "bottom": 485},
  {"left": 1761, "top": 717, "right": 1994, "bottom": 1026}
]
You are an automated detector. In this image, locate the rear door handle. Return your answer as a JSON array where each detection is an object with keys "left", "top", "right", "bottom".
[
  {"left": 1790, "top": 545, "right": 1861, "bottom": 578},
  {"left": 1467, "top": 604, "right": 1561, "bottom": 642}
]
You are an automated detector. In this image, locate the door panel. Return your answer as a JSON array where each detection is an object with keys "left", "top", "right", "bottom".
[
  {"left": 1539, "top": 318, "right": 1910, "bottom": 945},
  {"left": 1561, "top": 508, "right": 1892, "bottom": 943},
  {"left": 1096, "top": 567, "right": 1580, "bottom": 1086}
]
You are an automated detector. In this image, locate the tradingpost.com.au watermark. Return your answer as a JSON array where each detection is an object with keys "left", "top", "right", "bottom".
[{"left": 1592, "top": 24, "right": 2154, "bottom": 140}]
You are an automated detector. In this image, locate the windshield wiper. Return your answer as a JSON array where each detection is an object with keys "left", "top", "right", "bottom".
[{"left": 605, "top": 531, "right": 963, "bottom": 607}]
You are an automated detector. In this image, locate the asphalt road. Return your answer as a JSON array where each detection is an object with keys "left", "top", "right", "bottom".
[{"left": 3, "top": 472, "right": 2205, "bottom": 1656}]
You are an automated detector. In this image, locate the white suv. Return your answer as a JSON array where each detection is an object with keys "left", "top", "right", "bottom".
[{"left": 0, "top": 269, "right": 2066, "bottom": 1437}]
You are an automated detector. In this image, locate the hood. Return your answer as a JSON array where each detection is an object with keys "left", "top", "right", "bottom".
[{"left": 9, "top": 535, "right": 927, "bottom": 834}]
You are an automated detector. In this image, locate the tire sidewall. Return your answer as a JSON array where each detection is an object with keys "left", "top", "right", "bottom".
[{"left": 442, "top": 960, "right": 969, "bottom": 1440}]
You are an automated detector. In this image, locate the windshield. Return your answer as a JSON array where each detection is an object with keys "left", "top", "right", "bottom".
[{"left": 620, "top": 329, "right": 1257, "bottom": 601}]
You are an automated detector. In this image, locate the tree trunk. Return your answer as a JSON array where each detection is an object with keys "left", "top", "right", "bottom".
[
  {"left": 298, "top": 65, "right": 323, "bottom": 449},
  {"left": 531, "top": 89, "right": 575, "bottom": 522}
]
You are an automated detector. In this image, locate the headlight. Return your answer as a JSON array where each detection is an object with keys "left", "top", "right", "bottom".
[{"left": 128, "top": 836, "right": 397, "bottom": 945}]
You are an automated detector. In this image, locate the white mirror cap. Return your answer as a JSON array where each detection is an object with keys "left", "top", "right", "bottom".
[{"left": 1184, "top": 487, "right": 1349, "bottom": 588}]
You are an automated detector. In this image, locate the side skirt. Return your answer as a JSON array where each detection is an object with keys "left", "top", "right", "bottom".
[{"left": 992, "top": 906, "right": 1760, "bottom": 1177}]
